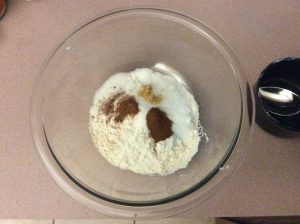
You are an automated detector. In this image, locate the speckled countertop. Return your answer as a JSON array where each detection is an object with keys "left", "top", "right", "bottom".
[{"left": 0, "top": 0, "right": 299, "bottom": 218}]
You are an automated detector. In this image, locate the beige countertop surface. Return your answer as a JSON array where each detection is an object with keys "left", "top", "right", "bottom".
[{"left": 1, "top": 0, "right": 300, "bottom": 219}]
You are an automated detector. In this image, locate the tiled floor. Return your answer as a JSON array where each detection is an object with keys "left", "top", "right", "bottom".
[{"left": 0, "top": 218, "right": 235, "bottom": 224}]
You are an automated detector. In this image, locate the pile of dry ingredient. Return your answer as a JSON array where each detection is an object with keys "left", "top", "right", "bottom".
[{"left": 89, "top": 68, "right": 207, "bottom": 175}]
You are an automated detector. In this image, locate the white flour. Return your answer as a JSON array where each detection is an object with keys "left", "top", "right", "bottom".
[{"left": 89, "top": 68, "right": 206, "bottom": 175}]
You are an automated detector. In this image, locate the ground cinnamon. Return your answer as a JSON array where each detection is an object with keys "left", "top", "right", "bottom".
[
  {"left": 102, "top": 93, "right": 173, "bottom": 142},
  {"left": 114, "top": 95, "right": 139, "bottom": 123},
  {"left": 101, "top": 92, "right": 124, "bottom": 115},
  {"left": 146, "top": 107, "right": 173, "bottom": 143},
  {"left": 101, "top": 93, "right": 139, "bottom": 123}
]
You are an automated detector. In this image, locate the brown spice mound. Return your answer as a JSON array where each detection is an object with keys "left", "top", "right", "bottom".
[
  {"left": 114, "top": 95, "right": 139, "bottom": 123},
  {"left": 146, "top": 108, "right": 173, "bottom": 143},
  {"left": 101, "top": 92, "right": 124, "bottom": 115},
  {"left": 138, "top": 85, "right": 162, "bottom": 104},
  {"left": 101, "top": 92, "right": 139, "bottom": 123}
]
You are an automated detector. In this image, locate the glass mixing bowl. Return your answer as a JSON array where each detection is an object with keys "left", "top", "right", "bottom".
[{"left": 30, "top": 8, "right": 255, "bottom": 219}]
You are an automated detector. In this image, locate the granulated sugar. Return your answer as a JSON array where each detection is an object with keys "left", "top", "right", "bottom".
[{"left": 89, "top": 68, "right": 206, "bottom": 175}]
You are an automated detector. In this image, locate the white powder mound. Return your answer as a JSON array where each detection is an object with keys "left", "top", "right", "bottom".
[{"left": 89, "top": 68, "right": 206, "bottom": 176}]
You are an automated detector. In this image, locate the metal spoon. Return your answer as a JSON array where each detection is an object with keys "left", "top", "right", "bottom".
[{"left": 258, "top": 86, "right": 300, "bottom": 116}]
